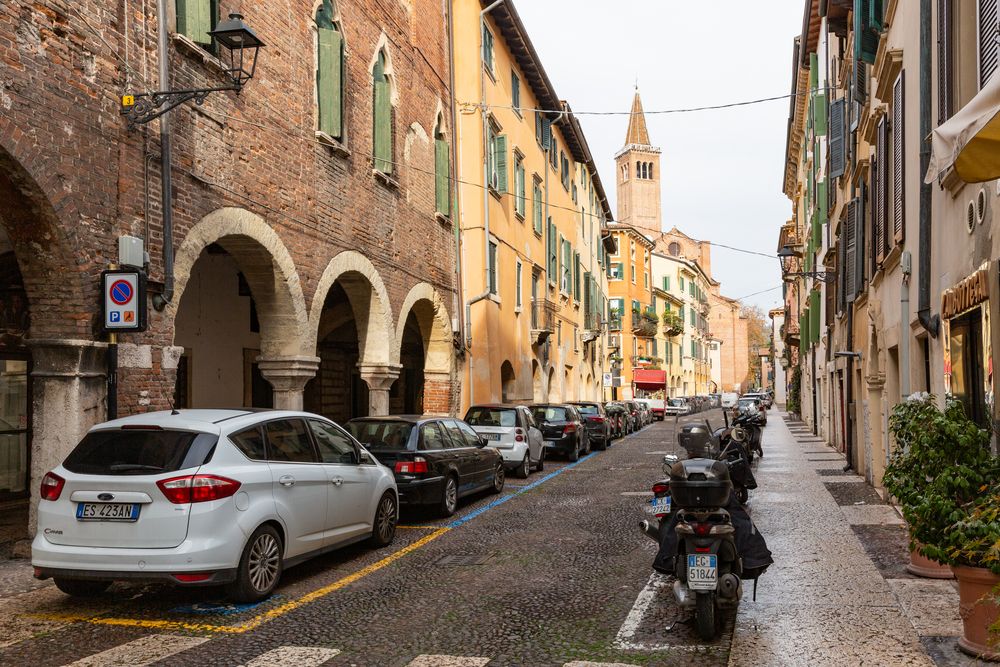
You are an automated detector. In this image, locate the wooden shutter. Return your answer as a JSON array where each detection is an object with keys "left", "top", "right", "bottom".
[
  {"left": 574, "top": 252, "right": 581, "bottom": 301},
  {"left": 814, "top": 93, "right": 828, "bottom": 135},
  {"left": 435, "top": 138, "right": 449, "bottom": 215},
  {"left": 495, "top": 135, "right": 507, "bottom": 193},
  {"left": 980, "top": 0, "right": 999, "bottom": 88},
  {"left": 547, "top": 218, "right": 556, "bottom": 280},
  {"left": 830, "top": 99, "right": 847, "bottom": 179},
  {"left": 875, "top": 117, "right": 888, "bottom": 263},
  {"left": 856, "top": 186, "right": 867, "bottom": 293},
  {"left": 939, "top": 0, "right": 953, "bottom": 124},
  {"left": 869, "top": 0, "right": 884, "bottom": 31},
  {"left": 892, "top": 73, "right": 905, "bottom": 245},
  {"left": 317, "top": 28, "right": 343, "bottom": 138},
  {"left": 177, "top": 0, "right": 213, "bottom": 45},
  {"left": 374, "top": 61, "right": 392, "bottom": 174},
  {"left": 837, "top": 222, "right": 847, "bottom": 312},
  {"left": 845, "top": 198, "right": 857, "bottom": 301},
  {"left": 855, "top": 0, "right": 879, "bottom": 65},
  {"left": 810, "top": 290, "right": 822, "bottom": 343},
  {"left": 854, "top": 62, "right": 868, "bottom": 107}
]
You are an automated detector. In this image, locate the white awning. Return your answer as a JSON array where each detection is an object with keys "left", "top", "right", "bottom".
[{"left": 926, "top": 73, "right": 1000, "bottom": 184}]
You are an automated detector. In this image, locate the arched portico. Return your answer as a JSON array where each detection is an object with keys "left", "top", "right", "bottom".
[{"left": 394, "top": 282, "right": 454, "bottom": 415}]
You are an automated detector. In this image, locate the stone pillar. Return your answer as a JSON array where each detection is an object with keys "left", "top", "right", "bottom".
[
  {"left": 258, "top": 356, "right": 321, "bottom": 410},
  {"left": 358, "top": 363, "right": 401, "bottom": 416},
  {"left": 27, "top": 339, "right": 108, "bottom": 537}
]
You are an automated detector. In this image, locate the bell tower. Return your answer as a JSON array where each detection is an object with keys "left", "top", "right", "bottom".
[{"left": 615, "top": 89, "right": 662, "bottom": 237}]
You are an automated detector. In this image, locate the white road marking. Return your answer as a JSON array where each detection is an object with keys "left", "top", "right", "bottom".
[
  {"left": 613, "top": 572, "right": 670, "bottom": 650},
  {"left": 405, "top": 656, "right": 490, "bottom": 667},
  {"left": 564, "top": 662, "right": 640, "bottom": 667},
  {"left": 66, "top": 634, "right": 208, "bottom": 666},
  {"left": 243, "top": 646, "right": 341, "bottom": 666}
]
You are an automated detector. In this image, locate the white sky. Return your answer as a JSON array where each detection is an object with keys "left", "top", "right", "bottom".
[{"left": 515, "top": 0, "right": 805, "bottom": 313}]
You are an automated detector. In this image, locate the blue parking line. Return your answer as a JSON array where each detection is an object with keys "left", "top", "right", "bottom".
[{"left": 447, "top": 451, "right": 598, "bottom": 528}]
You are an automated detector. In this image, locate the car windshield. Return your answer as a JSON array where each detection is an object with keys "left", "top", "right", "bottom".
[
  {"left": 63, "top": 429, "right": 217, "bottom": 475},
  {"left": 575, "top": 404, "right": 599, "bottom": 416},
  {"left": 738, "top": 399, "right": 759, "bottom": 411},
  {"left": 345, "top": 421, "right": 414, "bottom": 450},
  {"left": 669, "top": 399, "right": 685, "bottom": 407},
  {"left": 532, "top": 406, "right": 569, "bottom": 422},
  {"left": 464, "top": 408, "right": 518, "bottom": 428}
]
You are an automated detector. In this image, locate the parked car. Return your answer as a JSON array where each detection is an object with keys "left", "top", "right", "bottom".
[
  {"left": 604, "top": 402, "right": 627, "bottom": 438},
  {"left": 735, "top": 396, "right": 768, "bottom": 425},
  {"left": 664, "top": 397, "right": 692, "bottom": 416},
  {"left": 569, "top": 401, "right": 611, "bottom": 450},
  {"left": 622, "top": 401, "right": 643, "bottom": 431},
  {"left": 742, "top": 392, "right": 773, "bottom": 410},
  {"left": 530, "top": 404, "right": 589, "bottom": 461},
  {"left": 720, "top": 392, "right": 739, "bottom": 409},
  {"left": 33, "top": 409, "right": 399, "bottom": 603},
  {"left": 347, "top": 415, "right": 504, "bottom": 518},
  {"left": 634, "top": 400, "right": 653, "bottom": 426},
  {"left": 462, "top": 404, "right": 544, "bottom": 478}
]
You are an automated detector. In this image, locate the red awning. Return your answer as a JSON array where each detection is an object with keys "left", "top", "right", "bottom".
[{"left": 633, "top": 369, "right": 666, "bottom": 390}]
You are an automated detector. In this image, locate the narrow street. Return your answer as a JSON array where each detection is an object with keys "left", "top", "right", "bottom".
[{"left": 0, "top": 411, "right": 972, "bottom": 666}]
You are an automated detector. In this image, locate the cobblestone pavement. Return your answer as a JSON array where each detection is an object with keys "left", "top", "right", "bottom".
[{"left": 0, "top": 412, "right": 974, "bottom": 666}]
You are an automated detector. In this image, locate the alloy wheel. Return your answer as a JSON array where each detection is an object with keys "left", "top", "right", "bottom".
[
  {"left": 248, "top": 533, "right": 280, "bottom": 592},
  {"left": 376, "top": 494, "right": 397, "bottom": 542},
  {"left": 445, "top": 477, "right": 458, "bottom": 513}
]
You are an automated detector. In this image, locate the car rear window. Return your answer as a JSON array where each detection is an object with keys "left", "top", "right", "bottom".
[
  {"left": 575, "top": 404, "right": 599, "bottom": 416},
  {"left": 346, "top": 420, "right": 414, "bottom": 451},
  {"left": 464, "top": 407, "right": 517, "bottom": 427},
  {"left": 532, "top": 406, "right": 569, "bottom": 421},
  {"left": 63, "top": 429, "right": 218, "bottom": 475}
]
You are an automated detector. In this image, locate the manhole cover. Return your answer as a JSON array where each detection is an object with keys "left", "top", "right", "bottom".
[{"left": 435, "top": 552, "right": 496, "bottom": 566}]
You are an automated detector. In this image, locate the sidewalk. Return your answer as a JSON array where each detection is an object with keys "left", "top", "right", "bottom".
[{"left": 728, "top": 413, "right": 983, "bottom": 667}]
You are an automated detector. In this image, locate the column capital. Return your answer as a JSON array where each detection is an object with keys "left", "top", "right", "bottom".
[
  {"left": 357, "top": 363, "right": 402, "bottom": 391},
  {"left": 257, "top": 355, "right": 321, "bottom": 393}
]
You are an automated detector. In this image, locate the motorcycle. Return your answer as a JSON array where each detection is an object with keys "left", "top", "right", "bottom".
[{"left": 730, "top": 405, "right": 765, "bottom": 461}]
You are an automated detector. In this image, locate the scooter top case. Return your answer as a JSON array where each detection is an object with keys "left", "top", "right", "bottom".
[
  {"left": 668, "top": 458, "right": 733, "bottom": 509},
  {"left": 677, "top": 423, "right": 719, "bottom": 459}
]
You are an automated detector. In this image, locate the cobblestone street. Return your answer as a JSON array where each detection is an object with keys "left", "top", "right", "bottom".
[{"left": 0, "top": 412, "right": 981, "bottom": 666}]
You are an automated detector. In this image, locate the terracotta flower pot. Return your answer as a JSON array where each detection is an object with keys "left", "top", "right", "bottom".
[
  {"left": 906, "top": 542, "right": 955, "bottom": 579},
  {"left": 952, "top": 565, "right": 1000, "bottom": 661}
]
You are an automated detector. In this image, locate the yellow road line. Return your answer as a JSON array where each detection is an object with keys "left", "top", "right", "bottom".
[{"left": 31, "top": 526, "right": 451, "bottom": 634}]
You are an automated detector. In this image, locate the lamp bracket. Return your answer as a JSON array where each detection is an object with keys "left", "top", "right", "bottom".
[{"left": 122, "top": 85, "right": 240, "bottom": 128}]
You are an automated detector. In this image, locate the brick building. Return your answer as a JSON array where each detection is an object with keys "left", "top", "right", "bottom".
[{"left": 0, "top": 0, "right": 459, "bottom": 533}]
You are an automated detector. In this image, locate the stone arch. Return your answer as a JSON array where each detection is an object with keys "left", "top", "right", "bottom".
[
  {"left": 368, "top": 32, "right": 400, "bottom": 105},
  {"left": 532, "top": 359, "right": 543, "bottom": 402},
  {"left": 394, "top": 281, "right": 454, "bottom": 414},
  {"left": 169, "top": 207, "right": 310, "bottom": 360},
  {"left": 546, "top": 366, "right": 556, "bottom": 402},
  {"left": 500, "top": 361, "right": 516, "bottom": 403}
]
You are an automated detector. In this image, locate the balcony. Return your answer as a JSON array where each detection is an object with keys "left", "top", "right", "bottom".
[
  {"left": 631, "top": 307, "right": 658, "bottom": 338},
  {"left": 631, "top": 355, "right": 662, "bottom": 370},
  {"left": 608, "top": 309, "right": 623, "bottom": 331},
  {"left": 662, "top": 312, "right": 684, "bottom": 337},
  {"left": 530, "top": 298, "right": 557, "bottom": 346}
]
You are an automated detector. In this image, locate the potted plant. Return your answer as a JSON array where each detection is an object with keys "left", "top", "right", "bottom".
[
  {"left": 883, "top": 395, "right": 995, "bottom": 579},
  {"left": 945, "top": 485, "right": 1000, "bottom": 660}
]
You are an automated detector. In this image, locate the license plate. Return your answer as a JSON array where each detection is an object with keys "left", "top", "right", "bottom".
[
  {"left": 687, "top": 554, "right": 717, "bottom": 590},
  {"left": 481, "top": 433, "right": 501, "bottom": 441},
  {"left": 76, "top": 502, "right": 140, "bottom": 522},
  {"left": 648, "top": 496, "right": 671, "bottom": 515}
]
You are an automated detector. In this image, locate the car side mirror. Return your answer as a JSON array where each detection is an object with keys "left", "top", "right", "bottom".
[{"left": 478, "top": 437, "right": 488, "bottom": 448}]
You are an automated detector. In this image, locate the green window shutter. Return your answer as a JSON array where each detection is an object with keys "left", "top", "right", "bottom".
[
  {"left": 574, "top": 252, "right": 581, "bottom": 301},
  {"left": 869, "top": 0, "right": 884, "bottom": 31},
  {"left": 548, "top": 219, "right": 557, "bottom": 281},
  {"left": 317, "top": 28, "right": 343, "bottom": 138},
  {"left": 809, "top": 52, "right": 818, "bottom": 90},
  {"left": 813, "top": 93, "right": 827, "bottom": 135},
  {"left": 373, "top": 62, "right": 392, "bottom": 174},
  {"left": 177, "top": 0, "right": 213, "bottom": 45},
  {"left": 435, "top": 138, "right": 449, "bottom": 215},
  {"left": 810, "top": 290, "right": 822, "bottom": 343},
  {"left": 495, "top": 135, "right": 508, "bottom": 193},
  {"left": 855, "top": 0, "right": 879, "bottom": 65}
]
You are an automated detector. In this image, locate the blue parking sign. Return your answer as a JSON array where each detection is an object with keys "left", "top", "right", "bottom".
[{"left": 109, "top": 311, "right": 121, "bottom": 323}]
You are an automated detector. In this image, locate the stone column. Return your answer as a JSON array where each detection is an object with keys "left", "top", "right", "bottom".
[
  {"left": 258, "top": 356, "right": 321, "bottom": 410},
  {"left": 358, "top": 363, "right": 401, "bottom": 416},
  {"left": 27, "top": 339, "right": 108, "bottom": 538}
]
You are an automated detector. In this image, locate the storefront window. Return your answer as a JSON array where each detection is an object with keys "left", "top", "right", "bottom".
[{"left": 948, "top": 307, "right": 988, "bottom": 428}]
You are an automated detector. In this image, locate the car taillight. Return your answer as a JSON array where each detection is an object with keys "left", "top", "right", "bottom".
[
  {"left": 394, "top": 457, "right": 429, "bottom": 474},
  {"left": 40, "top": 472, "right": 65, "bottom": 501},
  {"left": 173, "top": 573, "right": 212, "bottom": 582},
  {"left": 588, "top": 416, "right": 605, "bottom": 424},
  {"left": 651, "top": 482, "right": 670, "bottom": 495},
  {"left": 563, "top": 424, "right": 577, "bottom": 434},
  {"left": 693, "top": 523, "right": 712, "bottom": 537},
  {"left": 157, "top": 475, "right": 241, "bottom": 504},
  {"left": 515, "top": 428, "right": 524, "bottom": 442}
]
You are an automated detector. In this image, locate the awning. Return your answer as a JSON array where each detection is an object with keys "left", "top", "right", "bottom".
[
  {"left": 633, "top": 369, "right": 666, "bottom": 391},
  {"left": 926, "top": 73, "right": 1000, "bottom": 184}
]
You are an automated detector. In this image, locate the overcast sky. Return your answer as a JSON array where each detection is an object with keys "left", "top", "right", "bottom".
[{"left": 516, "top": 0, "right": 804, "bottom": 314}]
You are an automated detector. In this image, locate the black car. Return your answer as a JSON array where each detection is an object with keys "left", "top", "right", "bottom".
[
  {"left": 530, "top": 404, "right": 589, "bottom": 461},
  {"left": 603, "top": 402, "right": 627, "bottom": 438},
  {"left": 569, "top": 401, "right": 611, "bottom": 450},
  {"left": 346, "top": 416, "right": 504, "bottom": 517}
]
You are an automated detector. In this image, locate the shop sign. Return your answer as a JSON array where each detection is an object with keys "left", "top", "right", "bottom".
[{"left": 941, "top": 267, "right": 989, "bottom": 319}]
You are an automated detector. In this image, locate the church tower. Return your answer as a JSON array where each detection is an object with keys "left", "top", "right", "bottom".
[{"left": 615, "top": 89, "right": 662, "bottom": 237}]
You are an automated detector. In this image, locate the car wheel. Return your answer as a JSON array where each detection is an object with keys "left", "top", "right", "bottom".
[
  {"left": 535, "top": 448, "right": 545, "bottom": 472},
  {"left": 517, "top": 453, "right": 530, "bottom": 479},
  {"left": 568, "top": 441, "right": 579, "bottom": 462},
  {"left": 226, "top": 524, "right": 283, "bottom": 603},
  {"left": 368, "top": 491, "right": 397, "bottom": 548},
  {"left": 54, "top": 578, "right": 111, "bottom": 598},
  {"left": 491, "top": 463, "right": 505, "bottom": 494},
  {"left": 439, "top": 474, "right": 459, "bottom": 517}
]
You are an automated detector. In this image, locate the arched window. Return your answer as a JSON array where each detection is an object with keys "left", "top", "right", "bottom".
[
  {"left": 373, "top": 50, "right": 392, "bottom": 174},
  {"left": 434, "top": 115, "right": 449, "bottom": 216},
  {"left": 636, "top": 161, "right": 642, "bottom": 179},
  {"left": 648, "top": 162, "right": 654, "bottom": 179},
  {"left": 315, "top": 1, "right": 344, "bottom": 140}
]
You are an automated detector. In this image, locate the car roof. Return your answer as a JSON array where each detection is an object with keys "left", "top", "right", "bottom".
[
  {"left": 467, "top": 404, "right": 521, "bottom": 410},
  {"left": 347, "top": 415, "right": 449, "bottom": 424},
  {"left": 91, "top": 409, "right": 319, "bottom": 435}
]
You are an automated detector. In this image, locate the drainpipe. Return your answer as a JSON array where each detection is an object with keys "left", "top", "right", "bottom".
[
  {"left": 901, "top": 253, "right": 912, "bottom": 396},
  {"left": 464, "top": 0, "right": 506, "bottom": 406},
  {"left": 447, "top": 0, "right": 465, "bottom": 354},
  {"left": 917, "top": 0, "right": 939, "bottom": 337},
  {"left": 845, "top": 304, "right": 855, "bottom": 471},
  {"left": 152, "top": 0, "right": 174, "bottom": 311}
]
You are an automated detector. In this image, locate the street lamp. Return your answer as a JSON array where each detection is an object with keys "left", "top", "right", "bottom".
[
  {"left": 778, "top": 245, "right": 836, "bottom": 283},
  {"left": 121, "top": 13, "right": 265, "bottom": 127}
]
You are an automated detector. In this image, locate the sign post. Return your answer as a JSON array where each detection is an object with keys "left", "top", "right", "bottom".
[{"left": 101, "top": 268, "right": 147, "bottom": 419}]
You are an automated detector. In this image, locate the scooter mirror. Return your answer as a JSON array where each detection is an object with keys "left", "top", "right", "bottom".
[{"left": 663, "top": 454, "right": 679, "bottom": 466}]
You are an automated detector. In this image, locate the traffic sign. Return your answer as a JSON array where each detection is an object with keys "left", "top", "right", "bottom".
[
  {"left": 603, "top": 372, "right": 613, "bottom": 387},
  {"left": 102, "top": 270, "right": 147, "bottom": 333}
]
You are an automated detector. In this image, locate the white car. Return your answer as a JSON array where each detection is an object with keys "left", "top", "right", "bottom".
[
  {"left": 463, "top": 404, "right": 544, "bottom": 478},
  {"left": 32, "top": 409, "right": 398, "bottom": 602},
  {"left": 664, "top": 398, "right": 692, "bottom": 416}
]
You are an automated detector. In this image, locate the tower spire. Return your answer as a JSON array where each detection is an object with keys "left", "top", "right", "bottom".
[{"left": 624, "top": 89, "right": 650, "bottom": 146}]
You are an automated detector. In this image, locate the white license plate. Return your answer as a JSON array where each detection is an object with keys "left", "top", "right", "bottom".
[
  {"left": 648, "top": 496, "right": 671, "bottom": 515},
  {"left": 481, "top": 433, "right": 501, "bottom": 441},
  {"left": 687, "top": 554, "right": 718, "bottom": 591},
  {"left": 76, "top": 502, "right": 140, "bottom": 522}
]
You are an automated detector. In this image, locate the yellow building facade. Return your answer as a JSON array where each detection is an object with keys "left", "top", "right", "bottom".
[
  {"left": 605, "top": 224, "right": 656, "bottom": 400},
  {"left": 454, "top": 0, "right": 614, "bottom": 410}
]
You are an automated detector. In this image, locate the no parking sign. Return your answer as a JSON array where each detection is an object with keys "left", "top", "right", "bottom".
[{"left": 101, "top": 270, "right": 147, "bottom": 332}]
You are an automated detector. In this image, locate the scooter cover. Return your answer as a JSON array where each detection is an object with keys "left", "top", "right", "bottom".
[{"left": 652, "top": 493, "right": 773, "bottom": 580}]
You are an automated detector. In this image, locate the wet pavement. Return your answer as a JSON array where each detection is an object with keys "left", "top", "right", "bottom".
[{"left": 0, "top": 412, "right": 981, "bottom": 666}]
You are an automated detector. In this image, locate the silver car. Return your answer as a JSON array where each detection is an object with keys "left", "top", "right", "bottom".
[
  {"left": 32, "top": 409, "right": 398, "bottom": 602},
  {"left": 463, "top": 404, "right": 544, "bottom": 478}
]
